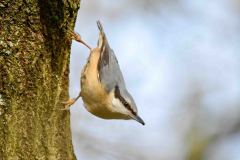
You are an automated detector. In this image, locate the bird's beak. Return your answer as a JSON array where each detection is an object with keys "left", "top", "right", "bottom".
[{"left": 132, "top": 115, "right": 145, "bottom": 125}]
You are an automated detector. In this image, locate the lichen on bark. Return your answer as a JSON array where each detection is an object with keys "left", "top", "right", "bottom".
[{"left": 0, "top": 0, "right": 80, "bottom": 159}]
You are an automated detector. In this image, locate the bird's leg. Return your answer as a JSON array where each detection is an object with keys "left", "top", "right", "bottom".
[
  {"left": 69, "top": 31, "right": 92, "bottom": 50},
  {"left": 61, "top": 92, "right": 82, "bottom": 110}
]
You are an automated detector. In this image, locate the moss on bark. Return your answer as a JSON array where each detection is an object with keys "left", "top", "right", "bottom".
[{"left": 0, "top": 0, "right": 80, "bottom": 159}]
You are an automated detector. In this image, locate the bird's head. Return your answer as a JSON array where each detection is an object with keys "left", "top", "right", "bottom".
[{"left": 110, "top": 85, "right": 145, "bottom": 125}]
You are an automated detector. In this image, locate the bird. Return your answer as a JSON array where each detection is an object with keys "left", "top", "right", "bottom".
[{"left": 63, "top": 21, "right": 145, "bottom": 125}]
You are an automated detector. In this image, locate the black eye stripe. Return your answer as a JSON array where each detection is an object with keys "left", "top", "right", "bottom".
[{"left": 114, "top": 85, "right": 136, "bottom": 115}]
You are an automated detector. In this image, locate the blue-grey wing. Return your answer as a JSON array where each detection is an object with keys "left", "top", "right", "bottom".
[
  {"left": 99, "top": 49, "right": 126, "bottom": 92},
  {"left": 97, "top": 21, "right": 126, "bottom": 92}
]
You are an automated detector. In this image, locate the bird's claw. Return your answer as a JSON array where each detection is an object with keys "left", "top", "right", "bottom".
[
  {"left": 61, "top": 99, "right": 75, "bottom": 110},
  {"left": 68, "top": 30, "right": 92, "bottom": 50},
  {"left": 68, "top": 31, "right": 81, "bottom": 42}
]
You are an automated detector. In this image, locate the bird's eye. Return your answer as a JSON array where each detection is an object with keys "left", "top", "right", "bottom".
[{"left": 123, "top": 101, "right": 128, "bottom": 106}]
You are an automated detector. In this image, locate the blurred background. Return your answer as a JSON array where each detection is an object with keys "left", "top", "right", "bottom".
[{"left": 69, "top": 0, "right": 240, "bottom": 159}]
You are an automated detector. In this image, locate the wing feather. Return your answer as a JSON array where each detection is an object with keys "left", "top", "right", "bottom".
[{"left": 97, "top": 21, "right": 126, "bottom": 92}]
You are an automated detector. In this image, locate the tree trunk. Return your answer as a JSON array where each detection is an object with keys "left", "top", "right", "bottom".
[{"left": 0, "top": 0, "right": 80, "bottom": 159}]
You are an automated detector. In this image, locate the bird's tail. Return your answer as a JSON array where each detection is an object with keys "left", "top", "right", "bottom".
[
  {"left": 97, "top": 20, "right": 107, "bottom": 49},
  {"left": 97, "top": 20, "right": 104, "bottom": 33}
]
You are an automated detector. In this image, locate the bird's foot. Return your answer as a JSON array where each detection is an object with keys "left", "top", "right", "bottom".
[
  {"left": 69, "top": 31, "right": 82, "bottom": 42},
  {"left": 61, "top": 99, "right": 76, "bottom": 110},
  {"left": 68, "top": 31, "right": 92, "bottom": 50}
]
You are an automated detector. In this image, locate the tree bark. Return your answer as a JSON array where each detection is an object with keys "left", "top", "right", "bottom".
[{"left": 0, "top": 0, "right": 80, "bottom": 159}]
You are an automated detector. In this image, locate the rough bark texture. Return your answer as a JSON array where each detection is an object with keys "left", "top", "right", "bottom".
[{"left": 0, "top": 0, "right": 80, "bottom": 159}]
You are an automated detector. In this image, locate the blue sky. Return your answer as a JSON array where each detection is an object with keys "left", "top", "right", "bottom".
[{"left": 69, "top": 0, "right": 240, "bottom": 159}]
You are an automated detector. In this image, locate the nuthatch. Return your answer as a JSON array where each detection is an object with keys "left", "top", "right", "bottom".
[{"left": 63, "top": 21, "right": 145, "bottom": 125}]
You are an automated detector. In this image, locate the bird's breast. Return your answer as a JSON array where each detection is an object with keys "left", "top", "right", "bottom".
[
  {"left": 80, "top": 48, "right": 127, "bottom": 119},
  {"left": 80, "top": 48, "right": 109, "bottom": 115}
]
